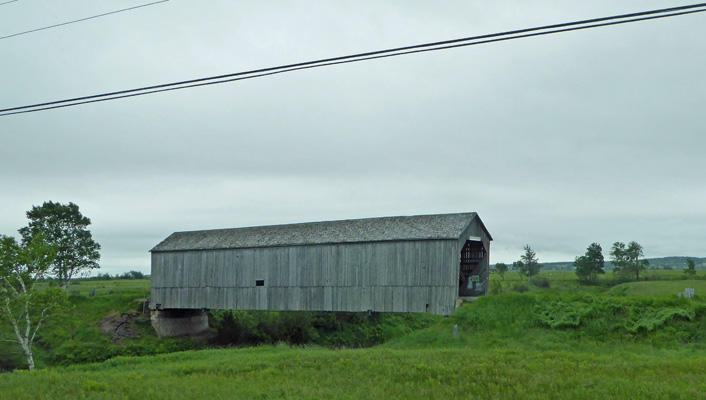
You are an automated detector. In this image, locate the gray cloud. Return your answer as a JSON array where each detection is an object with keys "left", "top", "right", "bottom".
[{"left": 2, "top": 1, "right": 705, "bottom": 274}]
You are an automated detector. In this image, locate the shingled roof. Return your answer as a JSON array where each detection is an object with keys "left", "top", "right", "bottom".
[{"left": 151, "top": 212, "right": 490, "bottom": 252}]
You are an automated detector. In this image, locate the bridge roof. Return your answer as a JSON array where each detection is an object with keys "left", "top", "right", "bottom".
[{"left": 151, "top": 212, "right": 490, "bottom": 252}]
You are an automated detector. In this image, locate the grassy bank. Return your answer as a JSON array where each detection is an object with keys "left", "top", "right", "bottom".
[
  {"left": 3, "top": 292, "right": 706, "bottom": 399},
  {"left": 1, "top": 279, "right": 200, "bottom": 371}
]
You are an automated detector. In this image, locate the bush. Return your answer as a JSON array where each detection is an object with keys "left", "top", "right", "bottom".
[
  {"left": 210, "top": 310, "right": 438, "bottom": 348},
  {"left": 490, "top": 280, "right": 503, "bottom": 295},
  {"left": 512, "top": 283, "right": 529, "bottom": 293},
  {"left": 0, "top": 346, "right": 25, "bottom": 372},
  {"left": 643, "top": 274, "right": 663, "bottom": 281},
  {"left": 531, "top": 276, "right": 551, "bottom": 288},
  {"left": 47, "top": 338, "right": 203, "bottom": 366},
  {"left": 605, "top": 275, "right": 635, "bottom": 287}
]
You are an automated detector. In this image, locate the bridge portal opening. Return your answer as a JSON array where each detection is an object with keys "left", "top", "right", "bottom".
[{"left": 458, "top": 240, "right": 486, "bottom": 297}]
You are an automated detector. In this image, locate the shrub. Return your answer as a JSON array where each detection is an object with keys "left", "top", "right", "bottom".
[
  {"left": 209, "top": 310, "right": 437, "bottom": 348},
  {"left": 0, "top": 347, "right": 25, "bottom": 372},
  {"left": 531, "top": 276, "right": 550, "bottom": 288},
  {"left": 605, "top": 275, "right": 635, "bottom": 287},
  {"left": 490, "top": 280, "right": 503, "bottom": 295},
  {"left": 512, "top": 283, "right": 529, "bottom": 293}
]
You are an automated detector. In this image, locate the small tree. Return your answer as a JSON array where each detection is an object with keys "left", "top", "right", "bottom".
[
  {"left": 19, "top": 201, "right": 101, "bottom": 291},
  {"left": 610, "top": 241, "right": 648, "bottom": 280},
  {"left": 0, "top": 234, "right": 69, "bottom": 371},
  {"left": 513, "top": 245, "right": 542, "bottom": 280},
  {"left": 685, "top": 259, "right": 697, "bottom": 277},
  {"left": 625, "top": 241, "right": 648, "bottom": 280},
  {"left": 574, "top": 243, "right": 605, "bottom": 284},
  {"left": 512, "top": 260, "right": 527, "bottom": 281},
  {"left": 494, "top": 263, "right": 508, "bottom": 280},
  {"left": 610, "top": 242, "right": 628, "bottom": 277},
  {"left": 521, "top": 245, "right": 542, "bottom": 279}
]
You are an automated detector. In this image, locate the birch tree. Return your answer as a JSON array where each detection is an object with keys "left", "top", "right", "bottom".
[{"left": 0, "top": 234, "right": 68, "bottom": 371}]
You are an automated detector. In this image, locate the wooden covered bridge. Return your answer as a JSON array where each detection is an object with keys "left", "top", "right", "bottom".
[{"left": 149, "top": 212, "right": 491, "bottom": 337}]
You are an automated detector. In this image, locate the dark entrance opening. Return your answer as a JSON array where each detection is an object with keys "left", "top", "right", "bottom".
[{"left": 458, "top": 240, "right": 486, "bottom": 296}]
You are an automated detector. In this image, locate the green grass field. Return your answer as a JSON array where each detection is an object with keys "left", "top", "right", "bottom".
[
  {"left": 64, "top": 278, "right": 150, "bottom": 296},
  {"left": 491, "top": 269, "right": 705, "bottom": 296},
  {"left": 3, "top": 293, "right": 706, "bottom": 399},
  {"left": 606, "top": 280, "right": 706, "bottom": 297},
  {"left": 3, "top": 273, "right": 706, "bottom": 398},
  {"left": 2, "top": 344, "right": 705, "bottom": 399}
]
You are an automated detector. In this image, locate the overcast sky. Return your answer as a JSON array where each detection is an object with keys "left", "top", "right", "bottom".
[{"left": 1, "top": 1, "right": 705, "bottom": 275}]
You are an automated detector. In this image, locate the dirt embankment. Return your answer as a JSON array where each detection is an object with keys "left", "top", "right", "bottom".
[{"left": 100, "top": 311, "right": 143, "bottom": 341}]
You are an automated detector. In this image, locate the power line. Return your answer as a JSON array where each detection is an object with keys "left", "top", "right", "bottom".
[
  {"left": 0, "top": 1, "right": 19, "bottom": 6},
  {"left": 2, "top": 2, "right": 705, "bottom": 117},
  {"left": 0, "top": 0, "right": 169, "bottom": 40}
]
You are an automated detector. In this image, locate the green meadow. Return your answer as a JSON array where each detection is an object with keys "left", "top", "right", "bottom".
[
  {"left": 61, "top": 278, "right": 151, "bottom": 296},
  {"left": 606, "top": 280, "right": 706, "bottom": 296},
  {"left": 2, "top": 271, "right": 706, "bottom": 399},
  {"left": 3, "top": 343, "right": 705, "bottom": 399}
]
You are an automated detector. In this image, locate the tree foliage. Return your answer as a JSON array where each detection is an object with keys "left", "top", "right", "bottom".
[
  {"left": 0, "top": 234, "right": 69, "bottom": 371},
  {"left": 610, "top": 241, "right": 648, "bottom": 280},
  {"left": 494, "top": 263, "right": 508, "bottom": 280},
  {"left": 121, "top": 270, "right": 145, "bottom": 280},
  {"left": 684, "top": 259, "right": 697, "bottom": 277},
  {"left": 512, "top": 261, "right": 526, "bottom": 280},
  {"left": 513, "top": 245, "right": 542, "bottom": 280},
  {"left": 574, "top": 243, "right": 605, "bottom": 285},
  {"left": 19, "top": 201, "right": 101, "bottom": 290}
]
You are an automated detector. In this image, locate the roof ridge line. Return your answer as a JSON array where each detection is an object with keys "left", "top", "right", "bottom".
[{"left": 151, "top": 212, "right": 481, "bottom": 252}]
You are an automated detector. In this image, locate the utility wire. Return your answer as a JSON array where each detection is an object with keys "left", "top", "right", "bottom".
[
  {"left": 0, "top": 1, "right": 19, "bottom": 6},
  {"left": 2, "top": 2, "right": 705, "bottom": 117},
  {"left": 0, "top": 0, "right": 169, "bottom": 40}
]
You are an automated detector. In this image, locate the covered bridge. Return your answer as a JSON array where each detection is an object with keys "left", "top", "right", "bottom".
[{"left": 150, "top": 212, "right": 491, "bottom": 324}]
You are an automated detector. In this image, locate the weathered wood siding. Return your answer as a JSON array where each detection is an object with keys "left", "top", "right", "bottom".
[{"left": 151, "top": 239, "right": 458, "bottom": 315}]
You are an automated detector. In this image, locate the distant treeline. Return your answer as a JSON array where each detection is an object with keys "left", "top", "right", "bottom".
[
  {"left": 542, "top": 256, "right": 706, "bottom": 271},
  {"left": 40, "top": 270, "right": 150, "bottom": 281},
  {"left": 87, "top": 270, "right": 149, "bottom": 280}
]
